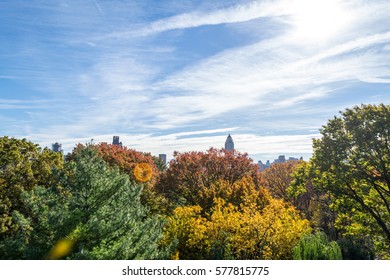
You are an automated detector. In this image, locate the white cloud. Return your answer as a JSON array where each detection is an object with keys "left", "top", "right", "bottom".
[
  {"left": 28, "top": 130, "right": 318, "bottom": 164},
  {"left": 144, "top": 0, "right": 289, "bottom": 35},
  {"left": 154, "top": 29, "right": 390, "bottom": 121},
  {"left": 3, "top": 0, "right": 390, "bottom": 160},
  {"left": 0, "top": 75, "right": 19, "bottom": 79},
  {"left": 0, "top": 99, "right": 55, "bottom": 109},
  {"left": 28, "top": 0, "right": 390, "bottom": 143},
  {"left": 157, "top": 127, "right": 239, "bottom": 139},
  {"left": 98, "top": 0, "right": 289, "bottom": 39}
]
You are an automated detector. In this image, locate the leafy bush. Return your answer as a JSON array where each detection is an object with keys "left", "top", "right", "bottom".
[{"left": 293, "top": 231, "right": 342, "bottom": 260}]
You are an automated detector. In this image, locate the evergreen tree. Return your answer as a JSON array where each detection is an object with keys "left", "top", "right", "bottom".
[{"left": 1, "top": 145, "right": 172, "bottom": 259}]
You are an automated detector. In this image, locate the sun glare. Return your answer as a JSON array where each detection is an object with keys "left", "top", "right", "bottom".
[{"left": 289, "top": 0, "right": 352, "bottom": 43}]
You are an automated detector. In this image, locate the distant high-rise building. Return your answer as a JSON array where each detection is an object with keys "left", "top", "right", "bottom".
[
  {"left": 52, "top": 142, "right": 62, "bottom": 152},
  {"left": 274, "top": 155, "right": 286, "bottom": 163},
  {"left": 288, "top": 156, "right": 299, "bottom": 162},
  {"left": 225, "top": 134, "right": 234, "bottom": 153},
  {"left": 259, "top": 156, "right": 303, "bottom": 172},
  {"left": 159, "top": 154, "right": 167, "bottom": 165},
  {"left": 258, "top": 160, "right": 270, "bottom": 171},
  {"left": 112, "top": 136, "right": 122, "bottom": 147}
]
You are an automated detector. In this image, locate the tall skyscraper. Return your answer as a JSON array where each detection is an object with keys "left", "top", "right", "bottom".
[
  {"left": 112, "top": 136, "right": 122, "bottom": 147},
  {"left": 225, "top": 134, "right": 234, "bottom": 153}
]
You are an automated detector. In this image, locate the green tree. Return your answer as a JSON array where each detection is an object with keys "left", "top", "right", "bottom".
[
  {"left": 1, "top": 145, "right": 172, "bottom": 259},
  {"left": 68, "top": 143, "right": 166, "bottom": 213},
  {"left": 0, "top": 137, "right": 63, "bottom": 239},
  {"left": 308, "top": 104, "right": 390, "bottom": 258},
  {"left": 293, "top": 231, "right": 342, "bottom": 260},
  {"left": 152, "top": 155, "right": 167, "bottom": 173},
  {"left": 288, "top": 161, "right": 338, "bottom": 238},
  {"left": 337, "top": 236, "right": 375, "bottom": 260}
]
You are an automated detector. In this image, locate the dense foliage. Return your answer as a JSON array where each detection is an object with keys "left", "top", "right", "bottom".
[
  {"left": 0, "top": 137, "right": 63, "bottom": 239},
  {"left": 263, "top": 160, "right": 299, "bottom": 202},
  {"left": 163, "top": 194, "right": 310, "bottom": 260},
  {"left": 293, "top": 231, "right": 342, "bottom": 260},
  {"left": 68, "top": 143, "right": 166, "bottom": 213},
  {"left": 155, "top": 148, "right": 262, "bottom": 211},
  {"left": 1, "top": 103, "right": 389, "bottom": 259},
  {"left": 0, "top": 145, "right": 171, "bottom": 259},
  {"left": 290, "top": 104, "right": 390, "bottom": 259}
]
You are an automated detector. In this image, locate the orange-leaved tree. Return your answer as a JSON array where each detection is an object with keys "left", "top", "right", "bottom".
[
  {"left": 262, "top": 161, "right": 300, "bottom": 202},
  {"left": 67, "top": 143, "right": 165, "bottom": 212},
  {"left": 155, "top": 148, "right": 262, "bottom": 211}
]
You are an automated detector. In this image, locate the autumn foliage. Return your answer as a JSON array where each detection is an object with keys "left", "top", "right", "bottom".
[
  {"left": 156, "top": 150, "right": 311, "bottom": 260},
  {"left": 0, "top": 137, "right": 64, "bottom": 238},
  {"left": 5, "top": 104, "right": 390, "bottom": 260},
  {"left": 262, "top": 161, "right": 299, "bottom": 202},
  {"left": 67, "top": 143, "right": 165, "bottom": 212},
  {"left": 163, "top": 183, "right": 311, "bottom": 260},
  {"left": 69, "top": 143, "right": 159, "bottom": 185},
  {"left": 155, "top": 148, "right": 262, "bottom": 211}
]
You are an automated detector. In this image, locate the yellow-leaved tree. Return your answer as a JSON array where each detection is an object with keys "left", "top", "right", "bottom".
[{"left": 163, "top": 177, "right": 311, "bottom": 260}]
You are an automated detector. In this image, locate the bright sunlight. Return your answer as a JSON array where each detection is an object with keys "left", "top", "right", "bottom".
[{"left": 288, "top": 0, "right": 353, "bottom": 43}]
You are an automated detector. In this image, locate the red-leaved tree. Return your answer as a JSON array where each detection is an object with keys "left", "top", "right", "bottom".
[{"left": 155, "top": 148, "right": 263, "bottom": 211}]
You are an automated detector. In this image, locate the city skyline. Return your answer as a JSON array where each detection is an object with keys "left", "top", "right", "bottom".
[
  {"left": 52, "top": 134, "right": 305, "bottom": 164},
  {"left": 1, "top": 0, "right": 390, "bottom": 162}
]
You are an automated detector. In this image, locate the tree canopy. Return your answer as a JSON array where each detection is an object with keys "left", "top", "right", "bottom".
[
  {"left": 155, "top": 148, "right": 262, "bottom": 211},
  {"left": 68, "top": 143, "right": 165, "bottom": 213},
  {"left": 293, "top": 231, "right": 342, "bottom": 260},
  {"left": 0, "top": 145, "right": 171, "bottom": 259},
  {"left": 0, "top": 137, "right": 63, "bottom": 239},
  {"left": 262, "top": 161, "right": 299, "bottom": 202},
  {"left": 293, "top": 104, "right": 390, "bottom": 258},
  {"left": 2, "top": 103, "right": 389, "bottom": 259},
  {"left": 163, "top": 193, "right": 311, "bottom": 260}
]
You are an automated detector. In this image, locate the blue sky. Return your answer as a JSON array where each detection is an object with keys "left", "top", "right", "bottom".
[{"left": 1, "top": 0, "right": 390, "bottom": 162}]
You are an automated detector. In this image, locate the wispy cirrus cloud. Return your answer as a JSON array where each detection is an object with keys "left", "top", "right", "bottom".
[
  {"left": 2, "top": 0, "right": 390, "bottom": 161},
  {"left": 153, "top": 30, "right": 390, "bottom": 125},
  {"left": 144, "top": 0, "right": 288, "bottom": 34},
  {"left": 0, "top": 99, "right": 56, "bottom": 109},
  {"left": 100, "top": 0, "right": 288, "bottom": 39}
]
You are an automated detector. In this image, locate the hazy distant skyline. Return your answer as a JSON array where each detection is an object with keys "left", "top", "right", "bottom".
[{"left": 1, "top": 0, "right": 390, "bottom": 162}]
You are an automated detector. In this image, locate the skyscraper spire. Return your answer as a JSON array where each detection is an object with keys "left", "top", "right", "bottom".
[{"left": 225, "top": 134, "right": 234, "bottom": 153}]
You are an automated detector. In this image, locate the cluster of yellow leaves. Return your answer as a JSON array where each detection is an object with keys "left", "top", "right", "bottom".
[
  {"left": 196, "top": 177, "right": 270, "bottom": 212},
  {"left": 164, "top": 187, "right": 311, "bottom": 259}
]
